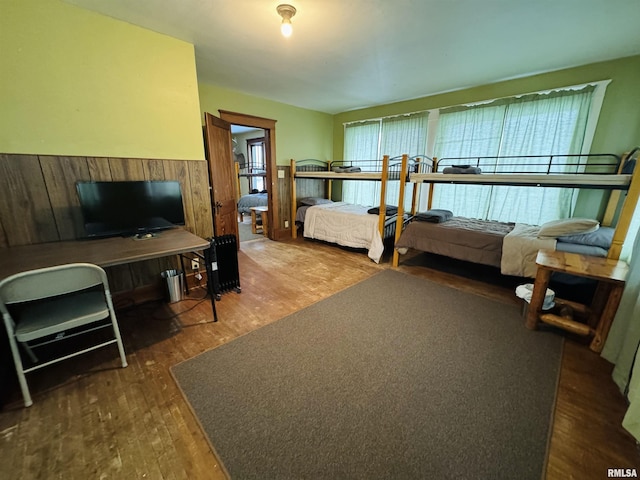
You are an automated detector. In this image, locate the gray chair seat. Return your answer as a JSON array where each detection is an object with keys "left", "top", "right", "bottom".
[{"left": 15, "top": 291, "right": 110, "bottom": 342}]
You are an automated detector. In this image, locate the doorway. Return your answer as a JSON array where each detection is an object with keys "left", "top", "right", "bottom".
[
  {"left": 219, "top": 110, "right": 278, "bottom": 242},
  {"left": 232, "top": 124, "right": 269, "bottom": 242}
]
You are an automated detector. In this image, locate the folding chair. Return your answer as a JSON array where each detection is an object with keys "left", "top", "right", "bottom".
[{"left": 0, "top": 263, "right": 127, "bottom": 407}]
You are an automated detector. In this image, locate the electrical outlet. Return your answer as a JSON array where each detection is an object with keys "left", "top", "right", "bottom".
[{"left": 191, "top": 259, "right": 199, "bottom": 270}]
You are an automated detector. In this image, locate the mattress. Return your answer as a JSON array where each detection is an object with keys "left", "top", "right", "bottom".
[
  {"left": 237, "top": 193, "right": 268, "bottom": 213},
  {"left": 395, "top": 217, "right": 515, "bottom": 268},
  {"left": 303, "top": 202, "right": 385, "bottom": 263}
]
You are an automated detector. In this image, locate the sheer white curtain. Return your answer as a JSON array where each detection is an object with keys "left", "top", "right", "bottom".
[
  {"left": 431, "top": 86, "right": 595, "bottom": 224},
  {"left": 343, "top": 120, "right": 380, "bottom": 205},
  {"left": 380, "top": 113, "right": 428, "bottom": 210},
  {"left": 343, "top": 112, "right": 428, "bottom": 208},
  {"left": 601, "top": 220, "right": 640, "bottom": 441},
  {"left": 431, "top": 105, "right": 507, "bottom": 219}
]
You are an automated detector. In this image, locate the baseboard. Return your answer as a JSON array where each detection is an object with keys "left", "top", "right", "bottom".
[{"left": 274, "top": 228, "right": 292, "bottom": 241}]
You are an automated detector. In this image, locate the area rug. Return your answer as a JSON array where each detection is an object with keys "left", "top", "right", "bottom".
[{"left": 172, "top": 269, "right": 562, "bottom": 479}]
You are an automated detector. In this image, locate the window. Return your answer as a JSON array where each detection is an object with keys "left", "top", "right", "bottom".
[
  {"left": 343, "top": 83, "right": 607, "bottom": 225},
  {"left": 431, "top": 86, "right": 596, "bottom": 224},
  {"left": 247, "top": 137, "right": 266, "bottom": 191},
  {"left": 343, "top": 112, "right": 428, "bottom": 207}
]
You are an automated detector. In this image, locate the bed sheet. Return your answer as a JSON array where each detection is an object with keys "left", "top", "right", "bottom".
[
  {"left": 303, "top": 202, "right": 385, "bottom": 263},
  {"left": 238, "top": 193, "right": 268, "bottom": 213},
  {"left": 395, "top": 217, "right": 514, "bottom": 268},
  {"left": 396, "top": 215, "right": 612, "bottom": 278}
]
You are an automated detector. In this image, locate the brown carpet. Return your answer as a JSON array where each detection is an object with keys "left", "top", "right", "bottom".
[{"left": 172, "top": 269, "right": 562, "bottom": 479}]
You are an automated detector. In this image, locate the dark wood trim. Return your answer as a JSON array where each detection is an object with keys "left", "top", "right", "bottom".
[
  {"left": 218, "top": 110, "right": 277, "bottom": 130},
  {"left": 219, "top": 111, "right": 279, "bottom": 240}
]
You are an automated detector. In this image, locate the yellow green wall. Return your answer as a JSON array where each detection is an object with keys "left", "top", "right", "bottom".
[
  {"left": 333, "top": 55, "right": 640, "bottom": 158},
  {"left": 0, "top": 0, "right": 205, "bottom": 160},
  {"left": 2, "top": 0, "right": 635, "bottom": 195},
  {"left": 198, "top": 83, "right": 333, "bottom": 165}
]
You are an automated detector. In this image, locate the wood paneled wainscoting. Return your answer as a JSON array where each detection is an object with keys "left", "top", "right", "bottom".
[{"left": 0, "top": 153, "right": 214, "bottom": 305}]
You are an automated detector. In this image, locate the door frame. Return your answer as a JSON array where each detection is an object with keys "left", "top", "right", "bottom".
[{"left": 219, "top": 110, "right": 278, "bottom": 240}]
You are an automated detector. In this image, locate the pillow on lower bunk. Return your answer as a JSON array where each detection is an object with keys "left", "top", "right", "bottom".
[
  {"left": 299, "top": 197, "right": 332, "bottom": 206},
  {"left": 367, "top": 206, "right": 398, "bottom": 215},
  {"left": 537, "top": 218, "right": 599, "bottom": 238},
  {"left": 557, "top": 226, "right": 615, "bottom": 249},
  {"left": 555, "top": 242, "right": 609, "bottom": 257},
  {"left": 414, "top": 209, "right": 453, "bottom": 223}
]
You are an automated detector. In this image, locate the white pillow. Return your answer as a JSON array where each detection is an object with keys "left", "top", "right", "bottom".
[{"left": 538, "top": 218, "right": 599, "bottom": 238}]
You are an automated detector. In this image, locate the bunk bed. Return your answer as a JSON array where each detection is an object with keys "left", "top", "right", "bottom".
[
  {"left": 290, "top": 155, "right": 412, "bottom": 263},
  {"left": 235, "top": 162, "right": 268, "bottom": 221},
  {"left": 392, "top": 149, "right": 640, "bottom": 276}
]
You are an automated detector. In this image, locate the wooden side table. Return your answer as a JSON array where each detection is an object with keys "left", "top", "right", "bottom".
[
  {"left": 250, "top": 206, "right": 269, "bottom": 237},
  {"left": 525, "top": 250, "right": 628, "bottom": 353}
]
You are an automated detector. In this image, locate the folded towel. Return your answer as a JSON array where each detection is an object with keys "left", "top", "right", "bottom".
[
  {"left": 367, "top": 205, "right": 398, "bottom": 215},
  {"left": 414, "top": 209, "right": 453, "bottom": 223},
  {"left": 442, "top": 166, "right": 482, "bottom": 174},
  {"left": 332, "top": 166, "right": 362, "bottom": 173}
]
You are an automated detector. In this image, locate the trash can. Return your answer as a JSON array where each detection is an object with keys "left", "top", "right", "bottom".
[
  {"left": 516, "top": 283, "right": 555, "bottom": 318},
  {"left": 161, "top": 269, "right": 184, "bottom": 303}
]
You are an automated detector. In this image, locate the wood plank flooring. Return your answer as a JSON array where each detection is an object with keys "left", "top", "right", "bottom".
[{"left": 0, "top": 237, "right": 638, "bottom": 479}]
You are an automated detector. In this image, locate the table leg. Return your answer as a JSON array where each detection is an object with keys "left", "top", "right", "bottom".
[
  {"left": 525, "top": 267, "right": 552, "bottom": 330},
  {"left": 590, "top": 283, "right": 624, "bottom": 353},
  {"left": 251, "top": 210, "right": 258, "bottom": 234},
  {"left": 587, "top": 282, "right": 610, "bottom": 328},
  {"left": 179, "top": 254, "right": 190, "bottom": 294}
]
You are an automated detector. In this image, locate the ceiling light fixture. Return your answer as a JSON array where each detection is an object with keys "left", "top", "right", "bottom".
[{"left": 277, "top": 4, "right": 297, "bottom": 38}]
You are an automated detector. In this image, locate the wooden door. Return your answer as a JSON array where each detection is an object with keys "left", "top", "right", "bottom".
[{"left": 204, "top": 112, "right": 239, "bottom": 241}]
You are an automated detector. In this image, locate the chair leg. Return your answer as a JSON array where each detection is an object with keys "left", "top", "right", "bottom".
[
  {"left": 4, "top": 323, "right": 33, "bottom": 407},
  {"left": 105, "top": 293, "right": 128, "bottom": 368},
  {"left": 112, "top": 318, "right": 128, "bottom": 368}
]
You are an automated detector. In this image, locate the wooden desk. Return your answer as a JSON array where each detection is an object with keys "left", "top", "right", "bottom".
[
  {"left": 0, "top": 229, "right": 216, "bottom": 407},
  {"left": 0, "top": 228, "right": 210, "bottom": 279},
  {"left": 250, "top": 206, "right": 268, "bottom": 237},
  {"left": 525, "top": 250, "right": 628, "bottom": 352}
]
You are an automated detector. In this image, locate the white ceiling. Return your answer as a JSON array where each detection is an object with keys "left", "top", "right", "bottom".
[{"left": 65, "top": 0, "right": 640, "bottom": 114}]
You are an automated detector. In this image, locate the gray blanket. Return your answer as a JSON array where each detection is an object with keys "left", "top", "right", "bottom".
[
  {"left": 442, "top": 166, "right": 482, "bottom": 174},
  {"left": 396, "top": 217, "right": 515, "bottom": 268},
  {"left": 238, "top": 193, "right": 268, "bottom": 213},
  {"left": 414, "top": 209, "right": 453, "bottom": 223}
]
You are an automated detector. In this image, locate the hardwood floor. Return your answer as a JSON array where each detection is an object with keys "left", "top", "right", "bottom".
[{"left": 0, "top": 237, "right": 638, "bottom": 479}]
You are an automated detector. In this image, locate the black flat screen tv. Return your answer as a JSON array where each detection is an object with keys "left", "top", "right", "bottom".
[{"left": 76, "top": 180, "right": 186, "bottom": 238}]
